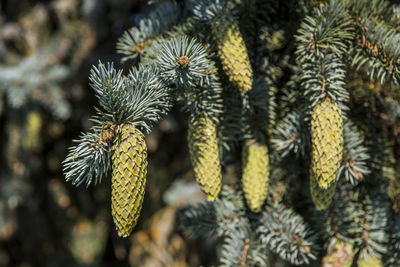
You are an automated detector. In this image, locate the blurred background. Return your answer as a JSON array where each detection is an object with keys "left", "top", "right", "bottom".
[{"left": 0, "top": 0, "right": 209, "bottom": 266}]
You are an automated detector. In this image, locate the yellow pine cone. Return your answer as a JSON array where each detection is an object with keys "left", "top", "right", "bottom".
[
  {"left": 188, "top": 116, "right": 222, "bottom": 201},
  {"left": 310, "top": 171, "right": 336, "bottom": 210},
  {"left": 23, "top": 111, "right": 42, "bottom": 151},
  {"left": 322, "top": 240, "right": 355, "bottom": 267},
  {"left": 311, "top": 97, "right": 343, "bottom": 189},
  {"left": 242, "top": 140, "right": 269, "bottom": 212},
  {"left": 212, "top": 16, "right": 253, "bottom": 94},
  {"left": 357, "top": 256, "right": 383, "bottom": 267},
  {"left": 112, "top": 124, "right": 147, "bottom": 237}
]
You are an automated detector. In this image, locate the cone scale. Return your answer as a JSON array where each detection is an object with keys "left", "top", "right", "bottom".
[
  {"left": 111, "top": 124, "right": 147, "bottom": 237},
  {"left": 188, "top": 116, "right": 222, "bottom": 201}
]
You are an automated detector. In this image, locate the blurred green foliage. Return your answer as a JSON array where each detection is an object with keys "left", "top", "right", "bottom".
[{"left": 0, "top": 0, "right": 201, "bottom": 266}]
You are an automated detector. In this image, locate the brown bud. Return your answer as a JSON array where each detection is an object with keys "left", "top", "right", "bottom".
[{"left": 177, "top": 56, "right": 189, "bottom": 67}]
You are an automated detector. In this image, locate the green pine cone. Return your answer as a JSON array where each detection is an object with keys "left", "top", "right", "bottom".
[
  {"left": 111, "top": 124, "right": 147, "bottom": 237},
  {"left": 188, "top": 116, "right": 222, "bottom": 201},
  {"left": 322, "top": 241, "right": 354, "bottom": 267},
  {"left": 310, "top": 171, "right": 336, "bottom": 210},
  {"left": 211, "top": 16, "right": 253, "bottom": 94},
  {"left": 311, "top": 97, "right": 343, "bottom": 189},
  {"left": 242, "top": 140, "right": 269, "bottom": 212}
]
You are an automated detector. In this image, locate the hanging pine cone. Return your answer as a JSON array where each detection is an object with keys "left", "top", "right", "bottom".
[
  {"left": 212, "top": 16, "right": 253, "bottom": 94},
  {"left": 242, "top": 139, "right": 269, "bottom": 212},
  {"left": 310, "top": 171, "right": 336, "bottom": 210},
  {"left": 111, "top": 123, "right": 147, "bottom": 237},
  {"left": 322, "top": 240, "right": 355, "bottom": 267},
  {"left": 311, "top": 97, "right": 343, "bottom": 189},
  {"left": 188, "top": 116, "right": 222, "bottom": 201}
]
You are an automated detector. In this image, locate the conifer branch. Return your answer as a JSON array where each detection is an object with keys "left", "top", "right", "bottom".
[
  {"left": 158, "top": 36, "right": 223, "bottom": 124},
  {"left": 63, "top": 126, "right": 112, "bottom": 187},
  {"left": 246, "top": 75, "right": 277, "bottom": 136},
  {"left": 385, "top": 216, "right": 400, "bottom": 266},
  {"left": 296, "top": 2, "right": 354, "bottom": 60},
  {"left": 219, "top": 229, "right": 268, "bottom": 267},
  {"left": 179, "top": 198, "right": 245, "bottom": 239},
  {"left": 124, "top": 64, "right": 173, "bottom": 134},
  {"left": 272, "top": 110, "right": 309, "bottom": 157},
  {"left": 344, "top": 0, "right": 393, "bottom": 21},
  {"left": 364, "top": 135, "right": 395, "bottom": 185},
  {"left": 116, "top": 0, "right": 181, "bottom": 62},
  {"left": 90, "top": 62, "right": 172, "bottom": 132},
  {"left": 239, "top": 236, "right": 250, "bottom": 267},
  {"left": 89, "top": 62, "right": 130, "bottom": 123},
  {"left": 63, "top": 61, "right": 172, "bottom": 187},
  {"left": 352, "top": 18, "right": 400, "bottom": 85},
  {"left": 191, "top": 0, "right": 228, "bottom": 22},
  {"left": 219, "top": 86, "right": 243, "bottom": 158},
  {"left": 357, "top": 189, "right": 390, "bottom": 259},
  {"left": 278, "top": 71, "right": 305, "bottom": 118},
  {"left": 220, "top": 230, "right": 251, "bottom": 267},
  {"left": 343, "top": 0, "right": 400, "bottom": 84},
  {"left": 339, "top": 121, "right": 370, "bottom": 185},
  {"left": 256, "top": 203, "right": 318, "bottom": 265},
  {"left": 311, "top": 183, "right": 363, "bottom": 248},
  {"left": 295, "top": 1, "right": 353, "bottom": 107},
  {"left": 157, "top": 36, "right": 210, "bottom": 88}
]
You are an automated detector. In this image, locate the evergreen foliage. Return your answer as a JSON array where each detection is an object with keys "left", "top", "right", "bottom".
[
  {"left": 0, "top": 53, "right": 71, "bottom": 119},
  {"left": 63, "top": 0, "right": 400, "bottom": 265}
]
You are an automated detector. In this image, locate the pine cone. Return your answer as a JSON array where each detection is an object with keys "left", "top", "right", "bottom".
[
  {"left": 188, "top": 116, "right": 222, "bottom": 201},
  {"left": 111, "top": 124, "right": 147, "bottom": 237},
  {"left": 310, "top": 171, "right": 336, "bottom": 210},
  {"left": 242, "top": 140, "right": 269, "bottom": 212},
  {"left": 212, "top": 16, "right": 253, "bottom": 94},
  {"left": 311, "top": 97, "right": 343, "bottom": 189},
  {"left": 322, "top": 240, "right": 354, "bottom": 267},
  {"left": 357, "top": 256, "right": 383, "bottom": 267}
]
